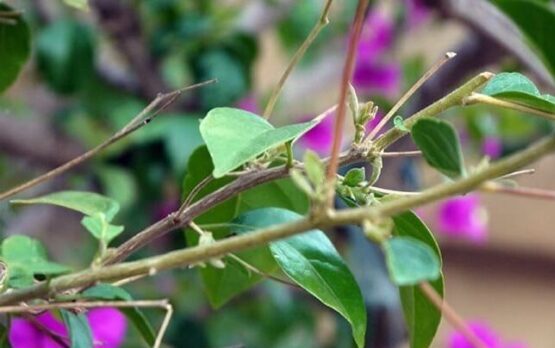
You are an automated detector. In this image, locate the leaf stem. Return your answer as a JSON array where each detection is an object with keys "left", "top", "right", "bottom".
[
  {"left": 263, "top": 0, "right": 334, "bottom": 119},
  {"left": 0, "top": 80, "right": 216, "bottom": 202},
  {"left": 482, "top": 182, "right": 555, "bottom": 200},
  {"left": 464, "top": 93, "right": 555, "bottom": 121}
]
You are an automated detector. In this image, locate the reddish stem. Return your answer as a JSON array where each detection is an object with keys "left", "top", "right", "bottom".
[{"left": 325, "top": 0, "right": 369, "bottom": 203}]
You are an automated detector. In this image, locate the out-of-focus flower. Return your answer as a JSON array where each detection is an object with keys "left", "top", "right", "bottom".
[
  {"left": 436, "top": 194, "right": 488, "bottom": 243},
  {"left": 297, "top": 112, "right": 335, "bottom": 156},
  {"left": 405, "top": 0, "right": 432, "bottom": 28},
  {"left": 448, "top": 321, "right": 527, "bottom": 348},
  {"left": 353, "top": 12, "right": 401, "bottom": 98},
  {"left": 482, "top": 136, "right": 503, "bottom": 159},
  {"left": 236, "top": 94, "right": 259, "bottom": 114},
  {"left": 9, "top": 308, "right": 127, "bottom": 348}
]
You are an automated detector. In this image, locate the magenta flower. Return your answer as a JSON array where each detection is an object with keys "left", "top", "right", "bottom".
[
  {"left": 297, "top": 112, "right": 336, "bottom": 156},
  {"left": 405, "top": 0, "right": 431, "bottom": 28},
  {"left": 353, "top": 11, "right": 401, "bottom": 98},
  {"left": 436, "top": 194, "right": 488, "bottom": 243},
  {"left": 448, "top": 321, "right": 527, "bottom": 348},
  {"left": 482, "top": 136, "right": 503, "bottom": 159},
  {"left": 9, "top": 308, "right": 127, "bottom": 348}
]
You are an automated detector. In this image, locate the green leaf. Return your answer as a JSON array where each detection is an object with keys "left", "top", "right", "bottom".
[
  {"left": 82, "top": 284, "right": 156, "bottom": 346},
  {"left": 199, "top": 107, "right": 318, "bottom": 178},
  {"left": 392, "top": 212, "right": 444, "bottom": 348},
  {"left": 493, "top": 0, "right": 555, "bottom": 79},
  {"left": 81, "top": 214, "right": 124, "bottom": 245},
  {"left": 0, "top": 4, "right": 31, "bottom": 93},
  {"left": 1, "top": 235, "right": 70, "bottom": 288},
  {"left": 233, "top": 208, "right": 367, "bottom": 348},
  {"left": 195, "top": 178, "right": 308, "bottom": 308},
  {"left": 182, "top": 146, "right": 239, "bottom": 235},
  {"left": 383, "top": 237, "right": 440, "bottom": 286},
  {"left": 411, "top": 118, "right": 465, "bottom": 179},
  {"left": 343, "top": 168, "right": 365, "bottom": 187},
  {"left": 482, "top": 72, "right": 555, "bottom": 113},
  {"left": 61, "top": 310, "right": 94, "bottom": 348},
  {"left": 36, "top": 19, "right": 95, "bottom": 94},
  {"left": 12, "top": 191, "right": 120, "bottom": 221},
  {"left": 237, "top": 178, "right": 309, "bottom": 214}
]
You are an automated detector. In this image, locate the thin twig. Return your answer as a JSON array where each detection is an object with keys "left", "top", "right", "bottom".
[
  {"left": 497, "top": 168, "right": 535, "bottom": 180},
  {"left": 0, "top": 299, "right": 169, "bottom": 313},
  {"left": 326, "top": 0, "right": 369, "bottom": 204},
  {"left": 419, "top": 282, "right": 487, "bottom": 348},
  {"left": 366, "top": 186, "right": 420, "bottom": 196},
  {"left": 366, "top": 52, "right": 457, "bottom": 141},
  {"left": 482, "top": 182, "right": 555, "bottom": 200},
  {"left": 227, "top": 254, "right": 298, "bottom": 288},
  {"left": 380, "top": 150, "right": 422, "bottom": 157},
  {"left": 4, "top": 300, "right": 172, "bottom": 348},
  {"left": 464, "top": 93, "right": 555, "bottom": 121},
  {"left": 263, "top": 0, "right": 334, "bottom": 119},
  {"left": 177, "top": 175, "right": 214, "bottom": 219},
  {"left": 0, "top": 80, "right": 216, "bottom": 202},
  {"left": 154, "top": 303, "right": 173, "bottom": 348}
]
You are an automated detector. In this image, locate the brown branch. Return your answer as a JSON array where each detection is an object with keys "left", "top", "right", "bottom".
[{"left": 0, "top": 80, "right": 215, "bottom": 202}]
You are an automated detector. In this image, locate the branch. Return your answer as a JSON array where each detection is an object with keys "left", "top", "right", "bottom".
[
  {"left": 464, "top": 93, "right": 555, "bottom": 121},
  {"left": 326, "top": 0, "right": 369, "bottom": 202},
  {"left": 2, "top": 134, "right": 554, "bottom": 305},
  {"left": 0, "top": 80, "right": 215, "bottom": 202}
]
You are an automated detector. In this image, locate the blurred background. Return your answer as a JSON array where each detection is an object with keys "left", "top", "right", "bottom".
[{"left": 1, "top": 0, "right": 555, "bottom": 347}]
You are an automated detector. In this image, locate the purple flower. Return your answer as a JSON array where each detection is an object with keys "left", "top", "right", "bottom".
[
  {"left": 9, "top": 308, "right": 127, "bottom": 348},
  {"left": 405, "top": 0, "right": 431, "bottom": 28},
  {"left": 482, "top": 136, "right": 503, "bottom": 159},
  {"left": 448, "top": 321, "right": 527, "bottom": 348},
  {"left": 436, "top": 194, "right": 488, "bottom": 243},
  {"left": 297, "top": 112, "right": 336, "bottom": 156},
  {"left": 353, "top": 12, "right": 401, "bottom": 98},
  {"left": 357, "top": 12, "right": 394, "bottom": 62}
]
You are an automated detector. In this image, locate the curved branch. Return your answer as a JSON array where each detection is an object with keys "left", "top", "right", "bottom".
[{"left": 2, "top": 134, "right": 554, "bottom": 305}]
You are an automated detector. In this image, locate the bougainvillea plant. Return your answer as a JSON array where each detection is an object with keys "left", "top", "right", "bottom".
[{"left": 1, "top": 0, "right": 555, "bottom": 347}]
